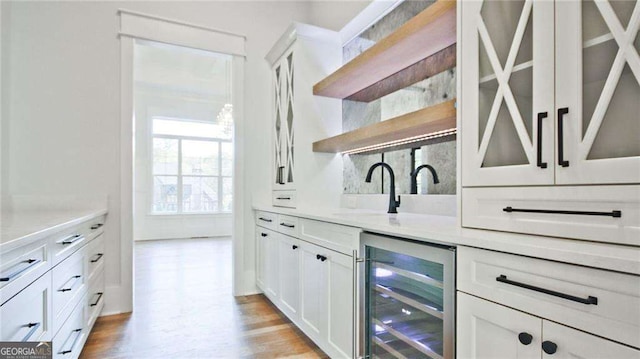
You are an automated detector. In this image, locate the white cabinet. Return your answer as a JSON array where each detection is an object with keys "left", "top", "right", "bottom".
[
  {"left": 461, "top": 0, "right": 640, "bottom": 187},
  {"left": 457, "top": 292, "right": 541, "bottom": 359},
  {"left": 458, "top": 292, "right": 640, "bottom": 359},
  {"left": 255, "top": 211, "right": 361, "bottom": 358},
  {"left": 299, "top": 240, "right": 326, "bottom": 341},
  {"left": 265, "top": 23, "right": 342, "bottom": 209},
  {"left": 555, "top": 0, "right": 640, "bottom": 185},
  {"left": 461, "top": 0, "right": 555, "bottom": 187},
  {"left": 299, "top": 240, "right": 353, "bottom": 358},
  {"left": 278, "top": 234, "right": 300, "bottom": 320},
  {"left": 459, "top": 0, "right": 640, "bottom": 242}
]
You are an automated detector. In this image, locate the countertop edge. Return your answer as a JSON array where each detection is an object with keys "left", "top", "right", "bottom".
[
  {"left": 1, "top": 209, "right": 108, "bottom": 252},
  {"left": 252, "top": 204, "right": 640, "bottom": 276}
]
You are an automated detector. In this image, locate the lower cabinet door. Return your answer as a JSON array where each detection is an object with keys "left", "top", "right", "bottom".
[
  {"left": 52, "top": 297, "right": 86, "bottom": 359},
  {"left": 278, "top": 234, "right": 300, "bottom": 320},
  {"left": 256, "top": 228, "right": 267, "bottom": 290},
  {"left": 299, "top": 241, "right": 327, "bottom": 342},
  {"left": 325, "top": 248, "right": 353, "bottom": 359},
  {"left": 457, "top": 292, "right": 541, "bottom": 359},
  {"left": 542, "top": 321, "right": 640, "bottom": 359},
  {"left": 0, "top": 272, "right": 52, "bottom": 342},
  {"left": 264, "top": 231, "right": 280, "bottom": 300}
]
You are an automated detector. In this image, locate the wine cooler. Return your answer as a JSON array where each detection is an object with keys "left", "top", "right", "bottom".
[{"left": 359, "top": 233, "right": 455, "bottom": 359}]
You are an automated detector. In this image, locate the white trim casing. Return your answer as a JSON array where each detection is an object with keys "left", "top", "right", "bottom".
[{"left": 119, "top": 9, "right": 246, "bottom": 57}]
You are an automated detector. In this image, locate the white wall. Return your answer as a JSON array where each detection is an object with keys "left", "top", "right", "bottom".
[{"left": 2, "top": 0, "right": 369, "bottom": 314}]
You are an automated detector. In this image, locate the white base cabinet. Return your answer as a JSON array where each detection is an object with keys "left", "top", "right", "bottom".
[
  {"left": 256, "top": 210, "right": 361, "bottom": 358},
  {"left": 458, "top": 292, "right": 640, "bottom": 359}
]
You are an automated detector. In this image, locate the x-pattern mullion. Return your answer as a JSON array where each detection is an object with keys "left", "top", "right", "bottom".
[
  {"left": 580, "top": 1, "right": 640, "bottom": 159},
  {"left": 476, "top": 0, "right": 535, "bottom": 167}
]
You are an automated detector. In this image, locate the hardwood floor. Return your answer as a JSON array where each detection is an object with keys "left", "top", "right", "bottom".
[{"left": 80, "top": 237, "right": 327, "bottom": 359}]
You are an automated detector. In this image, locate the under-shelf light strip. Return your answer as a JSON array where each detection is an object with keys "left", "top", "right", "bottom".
[{"left": 342, "top": 128, "right": 457, "bottom": 155}]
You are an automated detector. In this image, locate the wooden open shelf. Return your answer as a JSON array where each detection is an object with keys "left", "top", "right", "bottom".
[
  {"left": 313, "top": 0, "right": 457, "bottom": 102},
  {"left": 313, "top": 99, "right": 456, "bottom": 155}
]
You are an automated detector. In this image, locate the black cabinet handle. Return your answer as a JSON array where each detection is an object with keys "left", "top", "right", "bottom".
[
  {"left": 261, "top": 233, "right": 268, "bottom": 237},
  {"left": 277, "top": 166, "right": 285, "bottom": 185},
  {"left": 0, "top": 259, "right": 41, "bottom": 282},
  {"left": 59, "top": 329, "right": 82, "bottom": 355},
  {"left": 90, "top": 292, "right": 104, "bottom": 307},
  {"left": 503, "top": 206, "right": 621, "bottom": 218},
  {"left": 497, "top": 275, "right": 598, "bottom": 305},
  {"left": 276, "top": 197, "right": 292, "bottom": 200},
  {"left": 21, "top": 322, "right": 41, "bottom": 342},
  {"left": 316, "top": 254, "right": 327, "bottom": 262},
  {"left": 292, "top": 245, "right": 298, "bottom": 250},
  {"left": 518, "top": 332, "right": 533, "bottom": 345},
  {"left": 542, "top": 341, "right": 557, "bottom": 355},
  {"left": 280, "top": 222, "right": 295, "bottom": 228},
  {"left": 91, "top": 223, "right": 104, "bottom": 230},
  {"left": 90, "top": 253, "right": 104, "bottom": 263},
  {"left": 60, "top": 234, "right": 84, "bottom": 245},
  {"left": 258, "top": 217, "right": 272, "bottom": 223},
  {"left": 537, "top": 112, "right": 548, "bottom": 168},
  {"left": 59, "top": 275, "right": 82, "bottom": 292},
  {"left": 557, "top": 107, "right": 569, "bottom": 167}
]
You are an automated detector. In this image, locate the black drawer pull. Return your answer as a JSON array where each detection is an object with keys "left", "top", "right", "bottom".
[
  {"left": 316, "top": 254, "right": 327, "bottom": 262},
  {"left": 90, "top": 253, "right": 104, "bottom": 263},
  {"left": 280, "top": 222, "right": 295, "bottom": 228},
  {"left": 60, "top": 329, "right": 82, "bottom": 355},
  {"left": 0, "top": 259, "right": 41, "bottom": 282},
  {"left": 60, "top": 234, "right": 84, "bottom": 245},
  {"left": 497, "top": 275, "right": 598, "bottom": 305},
  {"left": 59, "top": 275, "right": 82, "bottom": 292},
  {"left": 558, "top": 107, "right": 570, "bottom": 167},
  {"left": 258, "top": 217, "right": 272, "bottom": 223},
  {"left": 503, "top": 206, "right": 621, "bottom": 218},
  {"left": 536, "top": 112, "right": 548, "bottom": 168},
  {"left": 276, "top": 197, "right": 291, "bottom": 200},
  {"left": 22, "top": 322, "right": 41, "bottom": 342},
  {"left": 91, "top": 223, "right": 104, "bottom": 230},
  {"left": 90, "top": 292, "right": 104, "bottom": 307}
]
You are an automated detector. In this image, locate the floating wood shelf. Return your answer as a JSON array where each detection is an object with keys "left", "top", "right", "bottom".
[
  {"left": 313, "top": 0, "right": 457, "bottom": 102},
  {"left": 313, "top": 99, "right": 456, "bottom": 155}
]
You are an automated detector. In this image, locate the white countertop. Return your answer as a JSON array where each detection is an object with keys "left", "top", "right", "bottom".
[
  {"left": 253, "top": 204, "right": 640, "bottom": 275},
  {"left": 1, "top": 208, "right": 108, "bottom": 251}
]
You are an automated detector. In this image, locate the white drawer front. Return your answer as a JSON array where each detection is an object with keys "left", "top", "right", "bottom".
[
  {"left": 277, "top": 215, "right": 299, "bottom": 237},
  {"left": 272, "top": 190, "right": 297, "bottom": 208},
  {"left": 299, "top": 218, "right": 361, "bottom": 255},
  {"left": 84, "top": 233, "right": 105, "bottom": 285},
  {"left": 51, "top": 216, "right": 106, "bottom": 266},
  {"left": 85, "top": 272, "right": 105, "bottom": 329},
  {"left": 255, "top": 211, "right": 278, "bottom": 231},
  {"left": 0, "top": 272, "right": 52, "bottom": 342},
  {"left": 52, "top": 250, "right": 86, "bottom": 335},
  {"left": 0, "top": 241, "right": 49, "bottom": 304},
  {"left": 458, "top": 246, "right": 640, "bottom": 348},
  {"left": 462, "top": 185, "right": 640, "bottom": 245},
  {"left": 52, "top": 297, "right": 86, "bottom": 359}
]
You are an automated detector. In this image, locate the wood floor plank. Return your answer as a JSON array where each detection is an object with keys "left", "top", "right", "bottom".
[{"left": 79, "top": 237, "right": 327, "bottom": 359}]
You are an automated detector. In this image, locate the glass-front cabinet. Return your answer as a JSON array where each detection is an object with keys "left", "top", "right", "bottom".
[
  {"left": 272, "top": 47, "right": 296, "bottom": 190},
  {"left": 361, "top": 233, "right": 455, "bottom": 359},
  {"left": 461, "top": 0, "right": 640, "bottom": 187}
]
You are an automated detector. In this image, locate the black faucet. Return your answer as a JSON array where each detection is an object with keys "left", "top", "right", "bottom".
[
  {"left": 365, "top": 162, "right": 401, "bottom": 214},
  {"left": 410, "top": 164, "right": 439, "bottom": 194}
]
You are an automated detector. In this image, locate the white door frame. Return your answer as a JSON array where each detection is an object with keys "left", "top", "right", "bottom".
[{"left": 118, "top": 10, "right": 246, "bottom": 313}]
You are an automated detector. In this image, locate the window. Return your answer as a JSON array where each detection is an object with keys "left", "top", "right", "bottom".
[{"left": 151, "top": 117, "right": 233, "bottom": 214}]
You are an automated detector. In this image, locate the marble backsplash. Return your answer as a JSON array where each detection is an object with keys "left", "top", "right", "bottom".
[{"left": 342, "top": 0, "right": 456, "bottom": 196}]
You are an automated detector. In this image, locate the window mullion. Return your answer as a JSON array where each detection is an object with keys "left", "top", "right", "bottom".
[{"left": 218, "top": 141, "right": 223, "bottom": 212}]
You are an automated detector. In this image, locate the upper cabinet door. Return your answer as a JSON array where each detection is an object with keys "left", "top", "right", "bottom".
[
  {"left": 555, "top": 0, "right": 640, "bottom": 185},
  {"left": 273, "top": 47, "right": 296, "bottom": 191},
  {"left": 461, "top": 0, "right": 555, "bottom": 187}
]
